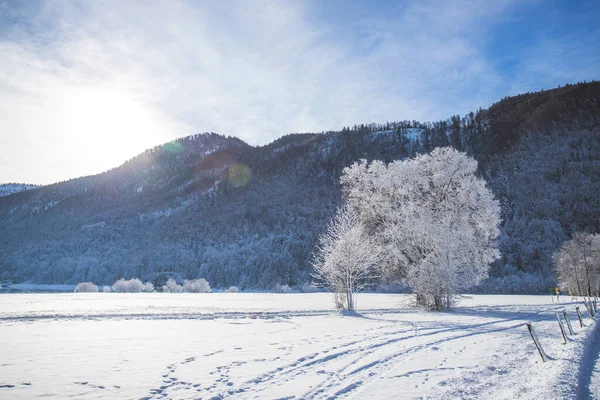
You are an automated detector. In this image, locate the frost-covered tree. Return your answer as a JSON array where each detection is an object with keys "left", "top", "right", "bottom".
[
  {"left": 183, "top": 278, "right": 211, "bottom": 293},
  {"left": 342, "top": 147, "right": 501, "bottom": 310},
  {"left": 554, "top": 233, "right": 600, "bottom": 296},
  {"left": 162, "top": 278, "right": 183, "bottom": 293},
  {"left": 227, "top": 286, "right": 239, "bottom": 293},
  {"left": 74, "top": 282, "right": 98, "bottom": 292},
  {"left": 274, "top": 284, "right": 292, "bottom": 293},
  {"left": 312, "top": 206, "right": 381, "bottom": 311},
  {"left": 142, "top": 282, "right": 155, "bottom": 293},
  {"left": 112, "top": 278, "right": 145, "bottom": 293}
]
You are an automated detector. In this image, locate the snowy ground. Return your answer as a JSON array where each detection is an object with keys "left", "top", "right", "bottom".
[{"left": 0, "top": 293, "right": 598, "bottom": 399}]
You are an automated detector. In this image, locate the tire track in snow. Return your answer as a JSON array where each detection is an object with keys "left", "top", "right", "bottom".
[
  {"left": 206, "top": 325, "right": 418, "bottom": 398},
  {"left": 576, "top": 318, "right": 600, "bottom": 400}
]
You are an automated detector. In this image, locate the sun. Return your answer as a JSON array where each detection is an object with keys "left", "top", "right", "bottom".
[{"left": 60, "top": 85, "right": 169, "bottom": 175}]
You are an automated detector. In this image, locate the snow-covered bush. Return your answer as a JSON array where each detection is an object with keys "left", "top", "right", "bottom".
[
  {"left": 162, "top": 278, "right": 183, "bottom": 293},
  {"left": 274, "top": 284, "right": 292, "bottom": 293},
  {"left": 142, "top": 282, "right": 155, "bottom": 293},
  {"left": 341, "top": 147, "right": 501, "bottom": 310},
  {"left": 112, "top": 278, "right": 144, "bottom": 293},
  {"left": 183, "top": 278, "right": 211, "bottom": 293},
  {"left": 102, "top": 286, "right": 111, "bottom": 293},
  {"left": 312, "top": 206, "right": 380, "bottom": 311},
  {"left": 74, "top": 282, "right": 98, "bottom": 293},
  {"left": 475, "top": 273, "right": 555, "bottom": 294},
  {"left": 227, "top": 286, "right": 239, "bottom": 293},
  {"left": 300, "top": 282, "right": 320, "bottom": 293}
]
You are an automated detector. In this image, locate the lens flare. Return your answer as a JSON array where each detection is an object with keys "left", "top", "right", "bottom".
[
  {"left": 164, "top": 141, "right": 184, "bottom": 153},
  {"left": 228, "top": 163, "right": 251, "bottom": 187}
]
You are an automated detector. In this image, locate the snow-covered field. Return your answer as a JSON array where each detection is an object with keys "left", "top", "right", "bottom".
[{"left": 0, "top": 293, "right": 598, "bottom": 399}]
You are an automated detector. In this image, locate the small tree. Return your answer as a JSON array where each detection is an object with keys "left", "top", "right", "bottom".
[
  {"left": 312, "top": 206, "right": 381, "bottom": 311},
  {"left": 554, "top": 232, "right": 600, "bottom": 296}
]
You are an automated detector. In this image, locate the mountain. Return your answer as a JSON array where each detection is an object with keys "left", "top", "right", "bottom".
[
  {"left": 0, "top": 183, "right": 40, "bottom": 198},
  {"left": 1, "top": 82, "right": 599, "bottom": 292}
]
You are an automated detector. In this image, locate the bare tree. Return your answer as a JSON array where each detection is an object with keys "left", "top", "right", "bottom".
[
  {"left": 312, "top": 206, "right": 381, "bottom": 311},
  {"left": 554, "top": 232, "right": 600, "bottom": 296}
]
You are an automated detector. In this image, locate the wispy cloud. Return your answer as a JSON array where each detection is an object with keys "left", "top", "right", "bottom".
[{"left": 0, "top": 0, "right": 598, "bottom": 184}]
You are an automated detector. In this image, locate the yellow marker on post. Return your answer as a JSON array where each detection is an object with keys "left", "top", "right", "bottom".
[{"left": 555, "top": 287, "right": 560, "bottom": 303}]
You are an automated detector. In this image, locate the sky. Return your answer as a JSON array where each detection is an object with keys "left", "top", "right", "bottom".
[{"left": 0, "top": 0, "right": 598, "bottom": 185}]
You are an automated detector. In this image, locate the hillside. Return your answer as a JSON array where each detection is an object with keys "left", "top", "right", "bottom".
[{"left": 1, "top": 82, "right": 599, "bottom": 292}]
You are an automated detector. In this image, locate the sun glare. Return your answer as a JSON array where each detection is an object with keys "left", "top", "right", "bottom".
[{"left": 61, "top": 85, "right": 168, "bottom": 175}]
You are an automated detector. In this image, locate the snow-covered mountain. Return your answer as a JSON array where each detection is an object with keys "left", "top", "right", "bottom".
[
  {"left": 1, "top": 82, "right": 599, "bottom": 291},
  {"left": 0, "top": 183, "right": 39, "bottom": 198}
]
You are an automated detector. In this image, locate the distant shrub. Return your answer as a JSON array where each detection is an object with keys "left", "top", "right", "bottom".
[
  {"left": 102, "top": 286, "right": 111, "bottom": 293},
  {"left": 162, "top": 278, "right": 183, "bottom": 293},
  {"left": 227, "top": 286, "right": 239, "bottom": 293},
  {"left": 473, "top": 272, "right": 554, "bottom": 294},
  {"left": 373, "top": 282, "right": 410, "bottom": 293},
  {"left": 275, "top": 284, "right": 292, "bottom": 293},
  {"left": 300, "top": 282, "right": 320, "bottom": 293},
  {"left": 183, "top": 278, "right": 211, "bottom": 293},
  {"left": 113, "top": 278, "right": 144, "bottom": 293},
  {"left": 142, "top": 282, "right": 155, "bottom": 293},
  {"left": 74, "top": 282, "right": 98, "bottom": 293}
]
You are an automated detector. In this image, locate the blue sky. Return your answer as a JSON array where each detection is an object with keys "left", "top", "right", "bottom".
[{"left": 0, "top": 0, "right": 598, "bottom": 184}]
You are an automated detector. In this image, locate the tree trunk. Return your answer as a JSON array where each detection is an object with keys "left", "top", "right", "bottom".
[{"left": 346, "top": 288, "right": 353, "bottom": 311}]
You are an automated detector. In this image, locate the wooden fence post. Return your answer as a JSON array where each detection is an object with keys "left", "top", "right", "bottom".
[
  {"left": 556, "top": 312, "right": 568, "bottom": 344},
  {"left": 576, "top": 306, "right": 585, "bottom": 328},
  {"left": 585, "top": 299, "right": 595, "bottom": 319},
  {"left": 526, "top": 322, "right": 548, "bottom": 362},
  {"left": 562, "top": 309, "right": 574, "bottom": 335}
]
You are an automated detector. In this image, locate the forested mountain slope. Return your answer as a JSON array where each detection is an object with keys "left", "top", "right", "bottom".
[
  {"left": 0, "top": 82, "right": 599, "bottom": 292},
  {"left": 0, "top": 183, "right": 40, "bottom": 198}
]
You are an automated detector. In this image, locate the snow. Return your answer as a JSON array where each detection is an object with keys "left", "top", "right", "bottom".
[
  {"left": 0, "top": 183, "right": 38, "bottom": 197},
  {"left": 406, "top": 128, "right": 423, "bottom": 143},
  {"left": 578, "top": 318, "right": 600, "bottom": 398},
  {"left": 369, "top": 130, "right": 395, "bottom": 142},
  {"left": 0, "top": 294, "right": 597, "bottom": 399},
  {"left": 81, "top": 222, "right": 106, "bottom": 230}
]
